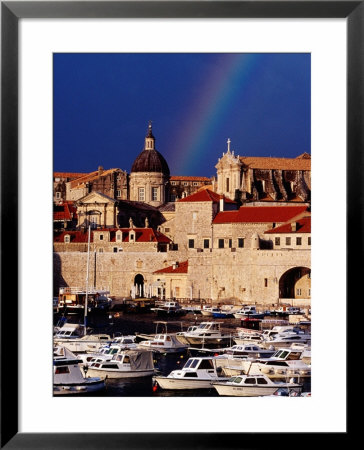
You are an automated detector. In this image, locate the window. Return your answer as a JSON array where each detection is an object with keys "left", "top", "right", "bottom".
[
  {"left": 238, "top": 238, "right": 244, "bottom": 248},
  {"left": 286, "top": 237, "right": 291, "bottom": 245},
  {"left": 64, "top": 235, "right": 70, "bottom": 244},
  {"left": 188, "top": 239, "right": 194, "bottom": 249},
  {"left": 113, "top": 247, "right": 118, "bottom": 253},
  {"left": 164, "top": 228, "right": 170, "bottom": 232},
  {"left": 55, "top": 192, "right": 61, "bottom": 199},
  {"left": 218, "top": 239, "right": 224, "bottom": 249},
  {"left": 296, "top": 237, "right": 302, "bottom": 245},
  {"left": 226, "top": 178, "right": 230, "bottom": 192},
  {"left": 192, "top": 212, "right": 197, "bottom": 220},
  {"left": 138, "top": 187, "right": 145, "bottom": 201},
  {"left": 99, "top": 234, "right": 104, "bottom": 241},
  {"left": 275, "top": 237, "right": 280, "bottom": 246},
  {"left": 116, "top": 189, "right": 121, "bottom": 197},
  {"left": 203, "top": 239, "right": 210, "bottom": 249},
  {"left": 229, "top": 239, "right": 232, "bottom": 248},
  {"left": 296, "top": 288, "right": 302, "bottom": 296},
  {"left": 152, "top": 187, "right": 158, "bottom": 201},
  {"left": 308, "top": 236, "right": 311, "bottom": 245},
  {"left": 171, "top": 181, "right": 176, "bottom": 185},
  {"left": 116, "top": 233, "right": 121, "bottom": 241},
  {"left": 257, "top": 377, "right": 268, "bottom": 385},
  {"left": 264, "top": 278, "right": 268, "bottom": 287},
  {"left": 245, "top": 378, "right": 256, "bottom": 385},
  {"left": 193, "top": 182, "right": 199, "bottom": 186},
  {"left": 183, "top": 182, "right": 188, "bottom": 186},
  {"left": 98, "top": 248, "right": 104, "bottom": 253}
]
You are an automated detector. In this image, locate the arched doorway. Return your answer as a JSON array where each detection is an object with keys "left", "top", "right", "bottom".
[
  {"left": 279, "top": 267, "right": 311, "bottom": 300},
  {"left": 134, "top": 274, "right": 144, "bottom": 298}
]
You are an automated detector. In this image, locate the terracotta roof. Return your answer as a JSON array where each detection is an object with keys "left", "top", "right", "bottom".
[
  {"left": 54, "top": 172, "right": 87, "bottom": 180},
  {"left": 239, "top": 155, "right": 311, "bottom": 171},
  {"left": 54, "top": 228, "right": 171, "bottom": 244},
  {"left": 177, "top": 188, "right": 236, "bottom": 204},
  {"left": 69, "top": 168, "right": 122, "bottom": 189},
  {"left": 53, "top": 203, "right": 77, "bottom": 221},
  {"left": 213, "top": 206, "right": 308, "bottom": 224},
  {"left": 153, "top": 261, "right": 188, "bottom": 274},
  {"left": 170, "top": 176, "right": 211, "bottom": 181},
  {"left": 264, "top": 216, "right": 311, "bottom": 234}
]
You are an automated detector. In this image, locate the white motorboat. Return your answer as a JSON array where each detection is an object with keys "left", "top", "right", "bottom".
[
  {"left": 212, "top": 373, "right": 303, "bottom": 397},
  {"left": 200, "top": 306, "right": 221, "bottom": 317},
  {"left": 85, "top": 349, "right": 155, "bottom": 378},
  {"left": 175, "top": 321, "right": 233, "bottom": 348},
  {"left": 261, "top": 330, "right": 311, "bottom": 349},
  {"left": 53, "top": 346, "right": 105, "bottom": 395},
  {"left": 153, "top": 356, "right": 230, "bottom": 390},
  {"left": 221, "top": 347, "right": 311, "bottom": 379},
  {"left": 234, "top": 331, "right": 265, "bottom": 346},
  {"left": 150, "top": 301, "right": 185, "bottom": 317},
  {"left": 221, "top": 344, "right": 275, "bottom": 359},
  {"left": 78, "top": 336, "right": 138, "bottom": 364},
  {"left": 54, "top": 325, "right": 112, "bottom": 353},
  {"left": 233, "top": 305, "right": 265, "bottom": 319},
  {"left": 57, "top": 286, "right": 112, "bottom": 314},
  {"left": 138, "top": 333, "right": 188, "bottom": 353}
]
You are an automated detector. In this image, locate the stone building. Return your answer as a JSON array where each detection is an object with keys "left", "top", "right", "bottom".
[
  {"left": 66, "top": 167, "right": 128, "bottom": 202},
  {"left": 54, "top": 172, "right": 86, "bottom": 204},
  {"left": 215, "top": 138, "right": 311, "bottom": 204}
]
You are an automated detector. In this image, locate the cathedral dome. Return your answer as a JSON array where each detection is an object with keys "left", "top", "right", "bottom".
[
  {"left": 131, "top": 149, "right": 170, "bottom": 175},
  {"left": 131, "top": 122, "right": 170, "bottom": 175}
]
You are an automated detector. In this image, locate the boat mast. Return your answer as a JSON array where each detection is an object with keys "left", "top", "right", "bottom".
[{"left": 84, "top": 224, "right": 91, "bottom": 335}]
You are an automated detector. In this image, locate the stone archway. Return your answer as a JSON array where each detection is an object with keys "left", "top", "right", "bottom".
[
  {"left": 279, "top": 267, "right": 311, "bottom": 300},
  {"left": 134, "top": 273, "right": 144, "bottom": 298}
]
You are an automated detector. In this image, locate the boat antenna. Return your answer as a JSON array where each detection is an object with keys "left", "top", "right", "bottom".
[{"left": 84, "top": 224, "right": 91, "bottom": 335}]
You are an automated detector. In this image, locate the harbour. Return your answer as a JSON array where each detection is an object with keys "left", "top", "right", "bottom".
[{"left": 53, "top": 298, "right": 311, "bottom": 397}]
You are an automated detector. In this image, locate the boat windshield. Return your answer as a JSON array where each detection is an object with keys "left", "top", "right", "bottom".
[{"left": 183, "top": 359, "right": 199, "bottom": 369}]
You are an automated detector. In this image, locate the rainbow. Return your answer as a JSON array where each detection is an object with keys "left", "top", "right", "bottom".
[{"left": 168, "top": 54, "right": 258, "bottom": 175}]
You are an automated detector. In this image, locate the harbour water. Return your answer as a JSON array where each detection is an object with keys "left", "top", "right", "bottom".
[{"left": 54, "top": 309, "right": 311, "bottom": 397}]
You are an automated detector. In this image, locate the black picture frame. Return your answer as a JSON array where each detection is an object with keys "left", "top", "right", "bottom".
[{"left": 1, "top": 1, "right": 356, "bottom": 448}]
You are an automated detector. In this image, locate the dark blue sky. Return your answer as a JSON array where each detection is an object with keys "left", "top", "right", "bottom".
[{"left": 53, "top": 53, "right": 310, "bottom": 177}]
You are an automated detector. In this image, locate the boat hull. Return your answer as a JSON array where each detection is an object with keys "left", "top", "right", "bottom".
[
  {"left": 86, "top": 368, "right": 155, "bottom": 379},
  {"left": 213, "top": 383, "right": 301, "bottom": 397},
  {"left": 154, "top": 375, "right": 229, "bottom": 390},
  {"left": 53, "top": 379, "right": 105, "bottom": 395}
]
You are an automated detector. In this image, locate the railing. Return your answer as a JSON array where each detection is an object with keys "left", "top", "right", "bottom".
[{"left": 59, "top": 286, "right": 110, "bottom": 295}]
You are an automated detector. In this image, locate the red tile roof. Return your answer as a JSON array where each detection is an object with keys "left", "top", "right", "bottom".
[
  {"left": 54, "top": 172, "right": 87, "bottom": 179},
  {"left": 264, "top": 216, "right": 311, "bottom": 234},
  {"left": 53, "top": 203, "right": 77, "bottom": 221},
  {"left": 177, "top": 189, "right": 236, "bottom": 204},
  {"left": 153, "top": 261, "right": 188, "bottom": 274},
  {"left": 213, "top": 206, "right": 308, "bottom": 224}
]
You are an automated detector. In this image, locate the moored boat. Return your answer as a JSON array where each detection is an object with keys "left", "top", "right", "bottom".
[
  {"left": 212, "top": 373, "right": 302, "bottom": 397},
  {"left": 153, "top": 356, "right": 230, "bottom": 389},
  {"left": 85, "top": 349, "right": 155, "bottom": 378},
  {"left": 53, "top": 346, "right": 105, "bottom": 395},
  {"left": 175, "top": 321, "right": 233, "bottom": 348}
]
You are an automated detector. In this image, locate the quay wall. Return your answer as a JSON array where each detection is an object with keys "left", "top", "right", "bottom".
[{"left": 54, "top": 248, "right": 310, "bottom": 306}]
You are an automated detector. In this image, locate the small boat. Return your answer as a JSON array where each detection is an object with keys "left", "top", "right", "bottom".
[
  {"left": 212, "top": 309, "right": 235, "bottom": 319},
  {"left": 54, "top": 324, "right": 112, "bottom": 353},
  {"left": 222, "top": 347, "right": 311, "bottom": 379},
  {"left": 212, "top": 373, "right": 302, "bottom": 397},
  {"left": 138, "top": 333, "right": 188, "bottom": 353},
  {"left": 261, "top": 330, "right": 311, "bottom": 349},
  {"left": 150, "top": 301, "right": 186, "bottom": 317},
  {"left": 57, "top": 286, "right": 112, "bottom": 315},
  {"left": 272, "top": 306, "right": 305, "bottom": 317},
  {"left": 78, "top": 336, "right": 138, "bottom": 364},
  {"left": 153, "top": 356, "right": 230, "bottom": 390},
  {"left": 175, "top": 321, "right": 233, "bottom": 348},
  {"left": 85, "top": 349, "right": 155, "bottom": 378},
  {"left": 53, "top": 346, "right": 105, "bottom": 395},
  {"left": 200, "top": 306, "right": 221, "bottom": 317},
  {"left": 233, "top": 305, "right": 265, "bottom": 319},
  {"left": 221, "top": 344, "right": 275, "bottom": 359}
]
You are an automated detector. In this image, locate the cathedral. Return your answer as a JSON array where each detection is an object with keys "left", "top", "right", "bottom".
[{"left": 53, "top": 123, "right": 311, "bottom": 306}]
